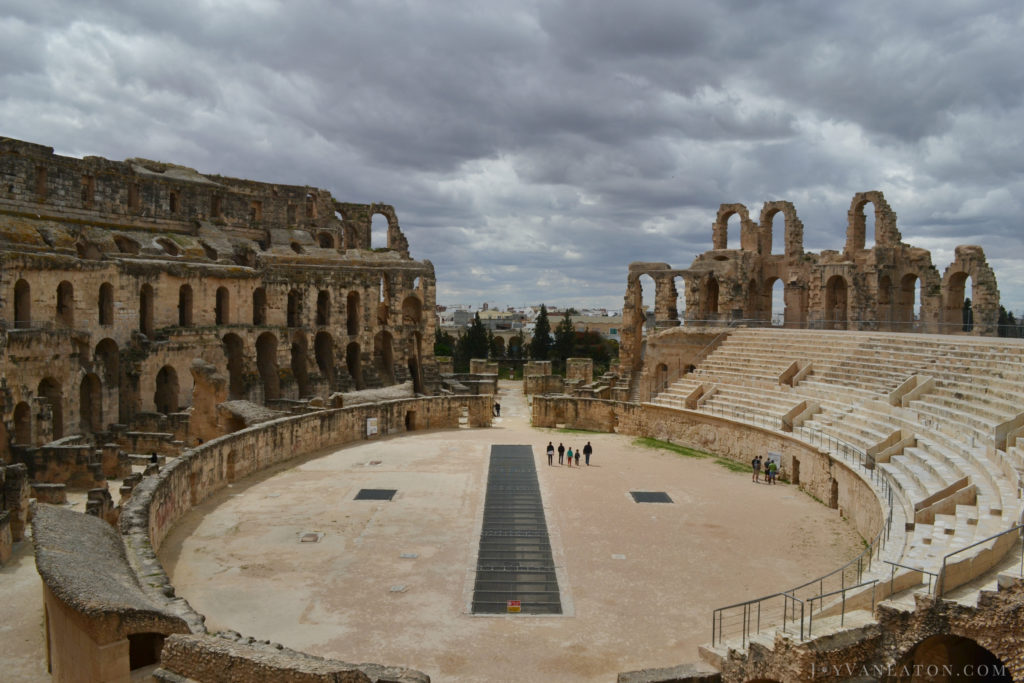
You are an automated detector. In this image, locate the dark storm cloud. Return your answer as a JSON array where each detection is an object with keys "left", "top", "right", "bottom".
[{"left": 3, "top": 0, "right": 1024, "bottom": 311}]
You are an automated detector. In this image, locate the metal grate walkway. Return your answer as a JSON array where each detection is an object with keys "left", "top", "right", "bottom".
[{"left": 471, "top": 445, "right": 562, "bottom": 614}]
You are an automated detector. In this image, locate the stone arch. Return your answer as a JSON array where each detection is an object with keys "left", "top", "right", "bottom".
[
  {"left": 316, "top": 231, "right": 335, "bottom": 248},
  {"left": 402, "top": 295, "right": 423, "bottom": 327},
  {"left": 252, "top": 287, "right": 267, "bottom": 325},
  {"left": 215, "top": 286, "right": 230, "bottom": 325},
  {"left": 98, "top": 282, "right": 114, "bottom": 326},
  {"left": 346, "top": 290, "right": 361, "bottom": 336},
  {"left": 845, "top": 191, "right": 902, "bottom": 254},
  {"left": 712, "top": 203, "right": 755, "bottom": 251},
  {"left": 290, "top": 332, "right": 312, "bottom": 398},
  {"left": 637, "top": 273, "right": 656, "bottom": 334},
  {"left": 95, "top": 338, "right": 120, "bottom": 422},
  {"left": 256, "top": 332, "right": 280, "bottom": 401},
  {"left": 759, "top": 200, "right": 804, "bottom": 257},
  {"left": 700, "top": 274, "right": 720, "bottom": 320},
  {"left": 178, "top": 284, "right": 194, "bottom": 327},
  {"left": 14, "top": 278, "right": 31, "bottom": 328},
  {"left": 895, "top": 634, "right": 1011, "bottom": 682},
  {"left": 314, "top": 331, "right": 336, "bottom": 388},
  {"left": 56, "top": 280, "right": 74, "bottom": 327},
  {"left": 139, "top": 283, "right": 154, "bottom": 337},
  {"left": 222, "top": 333, "right": 245, "bottom": 400},
  {"left": 13, "top": 401, "right": 31, "bottom": 444},
  {"left": 316, "top": 290, "right": 331, "bottom": 326},
  {"left": 673, "top": 275, "right": 687, "bottom": 321},
  {"left": 942, "top": 245, "right": 999, "bottom": 335},
  {"left": 38, "top": 377, "right": 63, "bottom": 441},
  {"left": 824, "top": 275, "right": 848, "bottom": 330},
  {"left": 79, "top": 373, "right": 102, "bottom": 434},
  {"left": 371, "top": 212, "right": 389, "bottom": 249},
  {"left": 654, "top": 362, "right": 668, "bottom": 394},
  {"left": 287, "top": 289, "right": 303, "bottom": 328},
  {"left": 896, "top": 272, "right": 922, "bottom": 331},
  {"left": 346, "top": 341, "right": 364, "bottom": 390},
  {"left": 154, "top": 366, "right": 179, "bottom": 414},
  {"left": 374, "top": 330, "right": 395, "bottom": 384},
  {"left": 766, "top": 276, "right": 784, "bottom": 325}
]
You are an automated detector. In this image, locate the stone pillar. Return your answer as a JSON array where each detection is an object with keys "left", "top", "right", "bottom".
[
  {"left": 0, "top": 510, "right": 11, "bottom": 565},
  {"left": 653, "top": 275, "right": 680, "bottom": 328},
  {"left": 566, "top": 358, "right": 593, "bottom": 384},
  {"left": 3, "top": 463, "right": 30, "bottom": 541}
]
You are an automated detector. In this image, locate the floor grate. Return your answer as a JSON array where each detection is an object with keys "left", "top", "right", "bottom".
[
  {"left": 471, "top": 445, "right": 562, "bottom": 614},
  {"left": 355, "top": 488, "right": 397, "bottom": 501},
  {"left": 630, "top": 491, "right": 673, "bottom": 503}
]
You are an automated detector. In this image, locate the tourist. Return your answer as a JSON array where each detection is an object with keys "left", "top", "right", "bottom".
[
  {"left": 574, "top": 447, "right": 580, "bottom": 466},
  {"left": 567, "top": 447, "right": 573, "bottom": 467},
  {"left": 546, "top": 442, "right": 554, "bottom": 466},
  {"left": 583, "top": 441, "right": 593, "bottom": 466},
  {"left": 558, "top": 443, "right": 565, "bottom": 465},
  {"left": 150, "top": 452, "right": 158, "bottom": 465},
  {"left": 494, "top": 401, "right": 501, "bottom": 417},
  {"left": 752, "top": 455, "right": 761, "bottom": 482},
  {"left": 768, "top": 459, "right": 778, "bottom": 484}
]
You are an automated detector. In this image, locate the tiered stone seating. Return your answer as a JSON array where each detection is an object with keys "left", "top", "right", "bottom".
[{"left": 647, "top": 327, "right": 1024, "bottom": 588}]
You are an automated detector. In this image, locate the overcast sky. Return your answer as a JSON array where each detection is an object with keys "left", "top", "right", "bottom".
[{"left": 3, "top": 1, "right": 1024, "bottom": 314}]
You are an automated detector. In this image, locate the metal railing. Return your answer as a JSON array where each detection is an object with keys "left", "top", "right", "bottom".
[
  {"left": 656, "top": 317, "right": 1007, "bottom": 336},
  {"left": 936, "top": 524, "right": 1024, "bottom": 596},
  {"left": 806, "top": 579, "right": 878, "bottom": 638},
  {"left": 884, "top": 560, "right": 939, "bottom": 595}
]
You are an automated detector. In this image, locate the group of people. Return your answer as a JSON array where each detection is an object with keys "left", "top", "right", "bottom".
[
  {"left": 545, "top": 441, "right": 593, "bottom": 467},
  {"left": 751, "top": 455, "right": 778, "bottom": 484}
]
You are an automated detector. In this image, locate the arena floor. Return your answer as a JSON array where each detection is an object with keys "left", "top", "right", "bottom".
[{"left": 159, "top": 382, "right": 864, "bottom": 682}]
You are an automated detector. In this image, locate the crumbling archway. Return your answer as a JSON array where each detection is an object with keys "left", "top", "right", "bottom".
[
  {"left": 252, "top": 287, "right": 267, "bottom": 325},
  {"left": 178, "top": 284, "right": 193, "bottom": 327},
  {"left": 291, "top": 332, "right": 312, "bottom": 398},
  {"left": 256, "top": 332, "right": 280, "bottom": 401},
  {"left": 825, "top": 275, "right": 847, "bottom": 330},
  {"left": 13, "top": 401, "right": 31, "bottom": 444},
  {"left": 222, "top": 333, "right": 245, "bottom": 400},
  {"left": 894, "top": 634, "right": 1011, "bottom": 682},
  {"left": 95, "top": 338, "right": 120, "bottom": 423},
  {"left": 56, "top": 280, "right": 74, "bottom": 327},
  {"left": 139, "top": 283, "right": 154, "bottom": 337},
  {"left": 98, "top": 282, "right": 114, "bottom": 326},
  {"left": 346, "top": 341, "right": 364, "bottom": 390},
  {"left": 14, "top": 278, "right": 31, "bottom": 328},
  {"left": 215, "top": 287, "right": 230, "bottom": 325},
  {"left": 79, "top": 373, "right": 102, "bottom": 433},
  {"left": 896, "top": 273, "right": 922, "bottom": 331},
  {"left": 154, "top": 366, "right": 179, "bottom": 414},
  {"left": 316, "top": 290, "right": 331, "bottom": 326},
  {"left": 315, "top": 331, "right": 336, "bottom": 389},
  {"left": 700, "top": 275, "right": 719, "bottom": 321},
  {"left": 38, "top": 377, "right": 63, "bottom": 442}
]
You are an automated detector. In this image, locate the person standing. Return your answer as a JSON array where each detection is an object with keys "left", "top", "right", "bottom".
[
  {"left": 574, "top": 448, "right": 580, "bottom": 467},
  {"left": 769, "top": 459, "right": 778, "bottom": 484},
  {"left": 752, "top": 455, "right": 761, "bottom": 483},
  {"left": 546, "top": 442, "right": 554, "bottom": 466},
  {"left": 583, "top": 442, "right": 593, "bottom": 466},
  {"left": 558, "top": 443, "right": 565, "bottom": 465},
  {"left": 567, "top": 447, "right": 573, "bottom": 468}
]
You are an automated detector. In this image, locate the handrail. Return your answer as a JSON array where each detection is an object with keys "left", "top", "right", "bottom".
[
  {"left": 884, "top": 560, "right": 939, "bottom": 595},
  {"left": 936, "top": 523, "right": 1024, "bottom": 596},
  {"left": 806, "top": 579, "right": 878, "bottom": 637}
]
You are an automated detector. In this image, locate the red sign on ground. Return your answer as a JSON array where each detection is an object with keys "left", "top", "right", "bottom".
[{"left": 507, "top": 600, "right": 521, "bottom": 613}]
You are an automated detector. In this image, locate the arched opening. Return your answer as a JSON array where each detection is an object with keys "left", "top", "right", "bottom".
[
  {"left": 895, "top": 634, "right": 1011, "bottom": 682},
  {"left": 95, "top": 338, "right": 120, "bottom": 422},
  {"left": 56, "top": 280, "right": 74, "bottom": 327},
  {"left": 700, "top": 275, "right": 719, "bottom": 321},
  {"left": 287, "top": 289, "right": 302, "bottom": 327},
  {"left": 317, "top": 232, "right": 335, "bottom": 248},
  {"left": 316, "top": 290, "right": 331, "bottom": 326},
  {"left": 215, "top": 287, "right": 230, "bottom": 325},
  {"left": 257, "top": 332, "right": 280, "bottom": 401},
  {"left": 178, "top": 284, "right": 193, "bottom": 327},
  {"left": 346, "top": 291, "right": 360, "bottom": 336},
  {"left": 38, "top": 377, "right": 63, "bottom": 441},
  {"left": 402, "top": 295, "right": 423, "bottom": 327},
  {"left": 897, "top": 273, "right": 922, "bottom": 332},
  {"left": 222, "top": 334, "right": 245, "bottom": 399},
  {"left": 79, "top": 373, "right": 102, "bottom": 433},
  {"left": 374, "top": 331, "right": 395, "bottom": 384},
  {"left": 825, "top": 276, "right": 847, "bottom": 330},
  {"left": 156, "top": 237, "right": 180, "bottom": 256},
  {"left": 139, "top": 283, "right": 154, "bottom": 337},
  {"left": 154, "top": 366, "right": 179, "bottom": 414},
  {"left": 769, "top": 277, "right": 784, "bottom": 326},
  {"left": 128, "top": 633, "right": 165, "bottom": 671},
  {"left": 674, "top": 275, "right": 687, "bottom": 323},
  {"left": 14, "top": 278, "right": 31, "bottom": 328},
  {"left": 291, "top": 333, "right": 312, "bottom": 397},
  {"left": 944, "top": 272, "right": 974, "bottom": 332},
  {"left": 252, "top": 287, "right": 267, "bottom": 325},
  {"left": 726, "top": 213, "right": 742, "bottom": 250},
  {"left": 638, "top": 274, "right": 656, "bottom": 334},
  {"left": 98, "top": 282, "right": 114, "bottom": 326},
  {"left": 768, "top": 209, "right": 785, "bottom": 255},
  {"left": 315, "top": 331, "right": 336, "bottom": 389},
  {"left": 654, "top": 362, "right": 668, "bottom": 395},
  {"left": 878, "top": 274, "right": 894, "bottom": 330},
  {"left": 371, "top": 213, "right": 388, "bottom": 249},
  {"left": 405, "top": 410, "right": 417, "bottom": 431},
  {"left": 863, "top": 202, "right": 876, "bottom": 250},
  {"left": 113, "top": 235, "right": 140, "bottom": 254},
  {"left": 346, "top": 341, "right": 364, "bottom": 390},
  {"left": 744, "top": 278, "right": 759, "bottom": 320},
  {"left": 849, "top": 199, "right": 879, "bottom": 251},
  {"left": 13, "top": 402, "right": 31, "bottom": 444}
]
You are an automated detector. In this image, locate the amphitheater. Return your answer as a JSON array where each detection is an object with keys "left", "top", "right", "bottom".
[{"left": 2, "top": 136, "right": 1023, "bottom": 682}]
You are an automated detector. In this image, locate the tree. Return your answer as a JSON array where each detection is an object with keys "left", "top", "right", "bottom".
[
  {"left": 434, "top": 328, "right": 456, "bottom": 357},
  {"left": 554, "top": 313, "right": 576, "bottom": 367},
  {"left": 963, "top": 298, "right": 974, "bottom": 332},
  {"left": 529, "top": 304, "right": 552, "bottom": 360},
  {"left": 465, "top": 312, "right": 490, "bottom": 360}
]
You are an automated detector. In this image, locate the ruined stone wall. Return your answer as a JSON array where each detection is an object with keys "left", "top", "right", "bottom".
[
  {"left": 532, "top": 397, "right": 884, "bottom": 541},
  {"left": 0, "top": 137, "right": 439, "bottom": 464}
]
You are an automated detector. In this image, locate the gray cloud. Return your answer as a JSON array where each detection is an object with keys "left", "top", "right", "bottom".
[{"left": 3, "top": 0, "right": 1024, "bottom": 313}]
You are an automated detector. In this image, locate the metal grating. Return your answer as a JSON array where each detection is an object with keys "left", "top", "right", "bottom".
[
  {"left": 471, "top": 445, "right": 562, "bottom": 614},
  {"left": 354, "top": 488, "right": 397, "bottom": 501},
  {"left": 630, "top": 491, "right": 673, "bottom": 503}
]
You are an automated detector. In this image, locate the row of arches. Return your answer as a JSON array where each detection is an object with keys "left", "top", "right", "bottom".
[{"left": 11, "top": 276, "right": 425, "bottom": 336}]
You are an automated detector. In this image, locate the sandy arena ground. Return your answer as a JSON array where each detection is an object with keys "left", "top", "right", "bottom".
[{"left": 160, "top": 382, "right": 863, "bottom": 682}]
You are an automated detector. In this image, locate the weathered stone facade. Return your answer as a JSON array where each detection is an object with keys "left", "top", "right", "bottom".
[
  {"left": 0, "top": 137, "right": 439, "bottom": 476},
  {"left": 621, "top": 191, "right": 1001, "bottom": 375}
]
